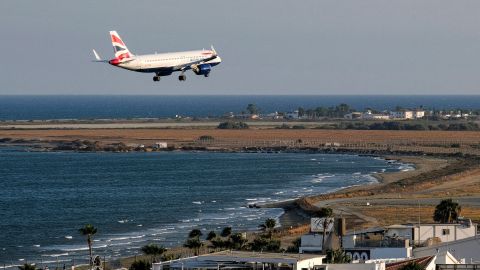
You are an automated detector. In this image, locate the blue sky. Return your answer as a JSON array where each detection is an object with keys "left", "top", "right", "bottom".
[{"left": 1, "top": 0, "right": 480, "bottom": 95}]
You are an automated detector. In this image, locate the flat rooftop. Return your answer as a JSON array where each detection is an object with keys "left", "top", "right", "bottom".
[{"left": 197, "top": 250, "right": 324, "bottom": 263}]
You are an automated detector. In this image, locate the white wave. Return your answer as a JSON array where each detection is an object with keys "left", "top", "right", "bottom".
[
  {"left": 118, "top": 219, "right": 131, "bottom": 223},
  {"left": 310, "top": 158, "right": 317, "bottom": 161},
  {"left": 33, "top": 244, "right": 41, "bottom": 247},
  {"left": 245, "top": 198, "right": 257, "bottom": 201},
  {"left": 274, "top": 191, "right": 284, "bottom": 195},
  {"left": 192, "top": 201, "right": 203, "bottom": 205},
  {"left": 137, "top": 224, "right": 143, "bottom": 227},
  {"left": 211, "top": 200, "right": 217, "bottom": 203},
  {"left": 45, "top": 253, "right": 69, "bottom": 257},
  {"left": 64, "top": 235, "right": 73, "bottom": 239},
  {"left": 353, "top": 172, "right": 362, "bottom": 175}
]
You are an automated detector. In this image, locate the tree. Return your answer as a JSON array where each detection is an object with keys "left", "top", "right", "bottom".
[
  {"left": 185, "top": 229, "right": 204, "bottom": 255},
  {"left": 129, "top": 260, "right": 151, "bottom": 270},
  {"left": 78, "top": 224, "right": 97, "bottom": 267},
  {"left": 298, "top": 107, "right": 305, "bottom": 117},
  {"left": 326, "top": 249, "right": 352, "bottom": 263},
  {"left": 246, "top": 104, "right": 259, "bottom": 115},
  {"left": 249, "top": 236, "right": 281, "bottom": 252},
  {"left": 229, "top": 233, "right": 247, "bottom": 250},
  {"left": 18, "top": 264, "right": 36, "bottom": 270},
  {"left": 259, "top": 218, "right": 276, "bottom": 239},
  {"left": 188, "top": 229, "right": 203, "bottom": 238},
  {"left": 217, "top": 121, "right": 249, "bottom": 129},
  {"left": 433, "top": 199, "right": 462, "bottom": 223},
  {"left": 286, "top": 237, "right": 301, "bottom": 253},
  {"left": 206, "top": 231, "right": 217, "bottom": 241},
  {"left": 220, "top": 227, "right": 232, "bottom": 237},
  {"left": 315, "top": 207, "right": 334, "bottom": 254},
  {"left": 184, "top": 237, "right": 203, "bottom": 256},
  {"left": 141, "top": 243, "right": 166, "bottom": 263}
]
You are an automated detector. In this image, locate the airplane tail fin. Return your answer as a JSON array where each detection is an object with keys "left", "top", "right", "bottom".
[{"left": 109, "top": 31, "right": 133, "bottom": 60}]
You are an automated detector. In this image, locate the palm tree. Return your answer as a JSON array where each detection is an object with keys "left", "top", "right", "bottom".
[
  {"left": 188, "top": 229, "right": 203, "bottom": 238},
  {"left": 184, "top": 237, "right": 203, "bottom": 256},
  {"left": 259, "top": 218, "right": 276, "bottom": 239},
  {"left": 206, "top": 231, "right": 217, "bottom": 241},
  {"left": 18, "top": 264, "right": 36, "bottom": 270},
  {"left": 229, "top": 233, "right": 247, "bottom": 250},
  {"left": 79, "top": 224, "right": 97, "bottom": 267},
  {"left": 326, "top": 249, "right": 352, "bottom": 263},
  {"left": 315, "top": 207, "right": 334, "bottom": 254},
  {"left": 185, "top": 229, "right": 204, "bottom": 255},
  {"left": 141, "top": 243, "right": 167, "bottom": 263},
  {"left": 220, "top": 227, "right": 232, "bottom": 238},
  {"left": 433, "top": 199, "right": 461, "bottom": 223}
]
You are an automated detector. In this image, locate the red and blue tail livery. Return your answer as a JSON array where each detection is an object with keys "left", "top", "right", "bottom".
[{"left": 93, "top": 30, "right": 222, "bottom": 82}]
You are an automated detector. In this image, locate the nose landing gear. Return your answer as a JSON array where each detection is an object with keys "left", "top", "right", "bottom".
[
  {"left": 178, "top": 74, "right": 186, "bottom": 81},
  {"left": 153, "top": 75, "right": 161, "bottom": 82}
]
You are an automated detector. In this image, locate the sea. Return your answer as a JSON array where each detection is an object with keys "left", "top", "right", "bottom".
[
  {"left": 0, "top": 149, "right": 413, "bottom": 268},
  {"left": 0, "top": 95, "right": 473, "bottom": 268},
  {"left": 0, "top": 95, "right": 479, "bottom": 120}
]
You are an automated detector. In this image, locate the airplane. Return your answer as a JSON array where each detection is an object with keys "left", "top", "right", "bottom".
[{"left": 93, "top": 31, "right": 222, "bottom": 82}]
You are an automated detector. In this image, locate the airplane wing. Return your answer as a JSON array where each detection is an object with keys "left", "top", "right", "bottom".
[{"left": 173, "top": 46, "right": 219, "bottom": 71}]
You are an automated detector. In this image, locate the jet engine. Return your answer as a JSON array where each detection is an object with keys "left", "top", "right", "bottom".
[{"left": 192, "top": 64, "right": 212, "bottom": 76}]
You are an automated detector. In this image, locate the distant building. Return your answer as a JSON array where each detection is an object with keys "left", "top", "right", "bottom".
[
  {"left": 362, "top": 110, "right": 390, "bottom": 120},
  {"left": 286, "top": 110, "right": 300, "bottom": 119},
  {"left": 389, "top": 110, "right": 425, "bottom": 120},
  {"left": 153, "top": 142, "right": 168, "bottom": 149},
  {"left": 344, "top": 112, "right": 363, "bottom": 120},
  {"left": 390, "top": 111, "right": 414, "bottom": 120}
]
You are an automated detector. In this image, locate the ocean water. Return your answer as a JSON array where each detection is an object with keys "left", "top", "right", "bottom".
[
  {"left": 0, "top": 95, "right": 479, "bottom": 120},
  {"left": 0, "top": 149, "right": 412, "bottom": 267}
]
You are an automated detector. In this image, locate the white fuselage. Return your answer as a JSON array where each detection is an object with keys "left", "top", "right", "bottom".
[{"left": 112, "top": 50, "right": 222, "bottom": 74}]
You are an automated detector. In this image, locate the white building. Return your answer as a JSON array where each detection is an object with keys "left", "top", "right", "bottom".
[
  {"left": 362, "top": 111, "right": 390, "bottom": 120},
  {"left": 286, "top": 110, "right": 300, "bottom": 119},
  {"left": 385, "top": 220, "right": 477, "bottom": 246},
  {"left": 344, "top": 112, "right": 363, "bottom": 120},
  {"left": 389, "top": 111, "right": 414, "bottom": 120},
  {"left": 413, "top": 110, "right": 425, "bottom": 119},
  {"left": 153, "top": 142, "right": 168, "bottom": 149},
  {"left": 414, "top": 235, "right": 480, "bottom": 264}
]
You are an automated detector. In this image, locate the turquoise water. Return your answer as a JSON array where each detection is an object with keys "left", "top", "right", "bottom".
[{"left": 0, "top": 149, "right": 412, "bottom": 267}]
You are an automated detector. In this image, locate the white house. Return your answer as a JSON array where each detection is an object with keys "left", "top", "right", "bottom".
[
  {"left": 389, "top": 111, "right": 414, "bottom": 120},
  {"left": 414, "top": 235, "right": 480, "bottom": 264},
  {"left": 385, "top": 220, "right": 477, "bottom": 246}
]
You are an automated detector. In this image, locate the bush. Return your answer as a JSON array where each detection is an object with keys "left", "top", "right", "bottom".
[
  {"left": 129, "top": 260, "right": 151, "bottom": 270},
  {"left": 217, "top": 121, "right": 249, "bottom": 129},
  {"left": 198, "top": 135, "right": 214, "bottom": 141},
  {"left": 292, "top": 125, "right": 305, "bottom": 129},
  {"left": 276, "top": 123, "right": 291, "bottom": 129}
]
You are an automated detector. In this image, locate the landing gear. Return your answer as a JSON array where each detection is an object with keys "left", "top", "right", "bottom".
[
  {"left": 204, "top": 74, "right": 209, "bottom": 77},
  {"left": 153, "top": 75, "right": 160, "bottom": 82},
  {"left": 179, "top": 74, "right": 186, "bottom": 81}
]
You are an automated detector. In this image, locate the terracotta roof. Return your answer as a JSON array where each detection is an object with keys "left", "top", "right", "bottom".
[{"left": 386, "top": 256, "right": 435, "bottom": 270}]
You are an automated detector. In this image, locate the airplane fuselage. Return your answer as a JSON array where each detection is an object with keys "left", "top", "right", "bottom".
[{"left": 111, "top": 50, "right": 221, "bottom": 73}]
